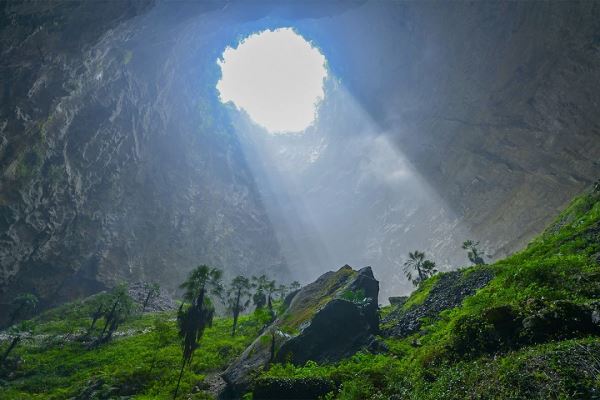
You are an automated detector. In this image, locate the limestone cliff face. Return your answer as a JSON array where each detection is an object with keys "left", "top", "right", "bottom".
[
  {"left": 0, "top": 1, "right": 288, "bottom": 316},
  {"left": 299, "top": 1, "right": 600, "bottom": 257}
]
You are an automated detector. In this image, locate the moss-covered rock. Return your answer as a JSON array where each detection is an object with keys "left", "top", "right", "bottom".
[
  {"left": 221, "top": 265, "right": 379, "bottom": 397},
  {"left": 382, "top": 268, "right": 494, "bottom": 338}
]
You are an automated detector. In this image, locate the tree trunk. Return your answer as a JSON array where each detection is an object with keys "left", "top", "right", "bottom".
[
  {"left": 87, "top": 305, "right": 103, "bottom": 336},
  {"left": 173, "top": 358, "right": 186, "bottom": 399},
  {"left": 269, "top": 330, "right": 276, "bottom": 362},
  {"left": 142, "top": 291, "right": 152, "bottom": 312},
  {"left": 232, "top": 289, "right": 241, "bottom": 336},
  {"left": 99, "top": 299, "right": 119, "bottom": 340},
  {"left": 417, "top": 265, "right": 424, "bottom": 284}
]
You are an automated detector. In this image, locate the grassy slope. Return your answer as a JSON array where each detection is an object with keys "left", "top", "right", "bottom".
[
  {"left": 260, "top": 188, "right": 600, "bottom": 399},
  {"left": 1, "top": 188, "right": 599, "bottom": 399},
  {"left": 0, "top": 304, "right": 271, "bottom": 399}
]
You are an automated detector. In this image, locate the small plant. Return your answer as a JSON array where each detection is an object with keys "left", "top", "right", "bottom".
[
  {"left": 289, "top": 281, "right": 301, "bottom": 292},
  {"left": 142, "top": 282, "right": 161, "bottom": 312},
  {"left": 462, "top": 240, "right": 487, "bottom": 265},
  {"left": 340, "top": 288, "right": 370, "bottom": 306},
  {"left": 95, "top": 284, "right": 136, "bottom": 344},
  {"left": 403, "top": 251, "right": 438, "bottom": 287},
  {"left": 252, "top": 275, "right": 277, "bottom": 322}
]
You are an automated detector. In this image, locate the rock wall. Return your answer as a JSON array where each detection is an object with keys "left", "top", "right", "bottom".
[
  {"left": 0, "top": 1, "right": 289, "bottom": 319},
  {"left": 298, "top": 1, "right": 600, "bottom": 257}
]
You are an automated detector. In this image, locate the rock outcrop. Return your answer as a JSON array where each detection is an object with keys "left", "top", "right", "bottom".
[
  {"left": 383, "top": 269, "right": 494, "bottom": 338},
  {"left": 221, "top": 265, "right": 379, "bottom": 397}
]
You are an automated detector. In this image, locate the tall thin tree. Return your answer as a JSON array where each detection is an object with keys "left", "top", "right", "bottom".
[
  {"left": 226, "top": 276, "right": 252, "bottom": 336},
  {"left": 174, "top": 265, "right": 222, "bottom": 399},
  {"left": 251, "top": 275, "right": 269, "bottom": 309},
  {"left": 142, "top": 282, "right": 161, "bottom": 312}
]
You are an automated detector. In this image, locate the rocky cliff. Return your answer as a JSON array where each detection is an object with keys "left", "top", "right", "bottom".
[{"left": 0, "top": 1, "right": 290, "bottom": 320}]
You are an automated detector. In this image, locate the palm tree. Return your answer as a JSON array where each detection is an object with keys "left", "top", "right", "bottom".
[
  {"left": 226, "top": 275, "right": 252, "bottom": 336},
  {"left": 251, "top": 275, "right": 269, "bottom": 309},
  {"left": 174, "top": 265, "right": 222, "bottom": 399},
  {"left": 289, "top": 281, "right": 301, "bottom": 292},
  {"left": 403, "top": 251, "right": 438, "bottom": 287},
  {"left": 276, "top": 283, "right": 288, "bottom": 301},
  {"left": 251, "top": 275, "right": 278, "bottom": 321}
]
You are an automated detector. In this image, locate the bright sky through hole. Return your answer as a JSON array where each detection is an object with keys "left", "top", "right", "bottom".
[{"left": 216, "top": 28, "right": 328, "bottom": 133}]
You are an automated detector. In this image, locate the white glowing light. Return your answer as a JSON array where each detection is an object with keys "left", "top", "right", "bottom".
[{"left": 216, "top": 28, "right": 328, "bottom": 134}]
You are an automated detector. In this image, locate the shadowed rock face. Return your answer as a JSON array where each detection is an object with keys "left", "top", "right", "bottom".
[
  {"left": 0, "top": 0, "right": 293, "bottom": 321},
  {"left": 222, "top": 265, "right": 379, "bottom": 397}
]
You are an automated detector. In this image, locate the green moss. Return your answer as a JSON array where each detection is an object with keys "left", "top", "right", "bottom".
[
  {"left": 401, "top": 274, "right": 440, "bottom": 311},
  {"left": 280, "top": 266, "right": 356, "bottom": 331}
]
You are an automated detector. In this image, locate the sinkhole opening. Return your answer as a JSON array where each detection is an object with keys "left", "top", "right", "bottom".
[{"left": 216, "top": 27, "right": 328, "bottom": 134}]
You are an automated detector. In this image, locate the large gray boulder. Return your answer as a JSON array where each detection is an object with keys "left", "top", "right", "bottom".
[{"left": 221, "top": 265, "right": 379, "bottom": 397}]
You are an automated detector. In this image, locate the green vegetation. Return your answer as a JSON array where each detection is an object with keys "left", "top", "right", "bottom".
[
  {"left": 142, "top": 283, "right": 160, "bottom": 313},
  {"left": 1, "top": 187, "right": 599, "bottom": 399},
  {"left": 259, "top": 187, "right": 600, "bottom": 399},
  {"left": 225, "top": 275, "right": 252, "bottom": 337},
  {"left": 0, "top": 306, "right": 266, "bottom": 399},
  {"left": 175, "top": 265, "right": 223, "bottom": 398},
  {"left": 403, "top": 250, "right": 438, "bottom": 287}
]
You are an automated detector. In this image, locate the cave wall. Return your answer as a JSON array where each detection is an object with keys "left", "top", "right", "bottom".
[
  {"left": 1, "top": 0, "right": 599, "bottom": 317},
  {"left": 298, "top": 1, "right": 600, "bottom": 256},
  {"left": 0, "top": 0, "right": 290, "bottom": 317}
]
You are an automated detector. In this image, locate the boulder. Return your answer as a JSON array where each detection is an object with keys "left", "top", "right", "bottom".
[{"left": 221, "top": 265, "right": 379, "bottom": 397}]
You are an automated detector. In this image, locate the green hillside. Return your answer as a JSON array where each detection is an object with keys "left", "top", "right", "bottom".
[{"left": 1, "top": 186, "right": 599, "bottom": 399}]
